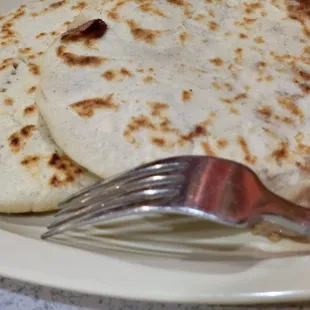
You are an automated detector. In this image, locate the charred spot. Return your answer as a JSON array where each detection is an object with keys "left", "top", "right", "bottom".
[
  {"left": 277, "top": 96, "right": 304, "bottom": 122},
  {"left": 61, "top": 19, "right": 108, "bottom": 42},
  {"left": 148, "top": 102, "right": 169, "bottom": 116},
  {"left": 71, "top": 1, "right": 87, "bottom": 10},
  {"left": 70, "top": 95, "right": 118, "bottom": 117},
  {"left": 182, "top": 125, "right": 207, "bottom": 141},
  {"left": 209, "top": 57, "right": 223, "bottom": 66},
  {"left": 27, "top": 86, "right": 37, "bottom": 94},
  {"left": 48, "top": 152, "right": 61, "bottom": 165},
  {"left": 208, "top": 21, "right": 218, "bottom": 31},
  {"left": 120, "top": 67, "right": 132, "bottom": 76},
  {"left": 167, "top": 0, "right": 185, "bottom": 6},
  {"left": 49, "top": 1, "right": 66, "bottom": 9},
  {"left": 256, "top": 105, "right": 272, "bottom": 118},
  {"left": 36, "top": 32, "right": 46, "bottom": 39},
  {"left": 221, "top": 93, "right": 248, "bottom": 104},
  {"left": 4, "top": 97, "right": 13, "bottom": 105},
  {"left": 182, "top": 89, "right": 192, "bottom": 102},
  {"left": 179, "top": 31, "right": 188, "bottom": 44},
  {"left": 20, "top": 155, "right": 40, "bottom": 167},
  {"left": 127, "top": 19, "right": 162, "bottom": 44},
  {"left": 216, "top": 138, "right": 228, "bottom": 149},
  {"left": 237, "top": 136, "right": 256, "bottom": 164},
  {"left": 18, "top": 47, "right": 31, "bottom": 54},
  {"left": 200, "top": 141, "right": 215, "bottom": 156},
  {"left": 56, "top": 45, "right": 104, "bottom": 67},
  {"left": 8, "top": 134, "right": 20, "bottom": 152},
  {"left": 49, "top": 175, "right": 61, "bottom": 187},
  {"left": 102, "top": 70, "right": 115, "bottom": 81},
  {"left": 271, "top": 142, "right": 289, "bottom": 161},
  {"left": 23, "top": 104, "right": 36, "bottom": 116},
  {"left": 143, "top": 76, "right": 154, "bottom": 83},
  {"left": 8, "top": 125, "right": 35, "bottom": 152},
  {"left": 28, "top": 63, "right": 40, "bottom": 75},
  {"left": 151, "top": 137, "right": 167, "bottom": 147},
  {"left": 47, "top": 153, "right": 84, "bottom": 187},
  {"left": 21, "top": 125, "right": 35, "bottom": 137}
]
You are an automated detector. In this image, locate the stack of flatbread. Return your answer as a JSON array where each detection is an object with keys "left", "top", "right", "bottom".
[{"left": 0, "top": 0, "right": 309, "bottom": 213}]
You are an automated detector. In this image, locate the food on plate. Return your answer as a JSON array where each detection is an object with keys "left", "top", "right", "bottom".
[
  {"left": 38, "top": 0, "right": 310, "bottom": 206},
  {"left": 0, "top": 0, "right": 98, "bottom": 213}
]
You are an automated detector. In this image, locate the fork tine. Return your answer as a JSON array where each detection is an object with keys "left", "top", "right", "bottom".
[
  {"left": 43, "top": 188, "right": 180, "bottom": 238},
  {"left": 59, "top": 160, "right": 187, "bottom": 208},
  {"left": 42, "top": 204, "right": 175, "bottom": 240},
  {"left": 57, "top": 174, "right": 184, "bottom": 217}
]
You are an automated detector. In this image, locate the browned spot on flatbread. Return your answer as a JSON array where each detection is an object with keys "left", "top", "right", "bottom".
[
  {"left": 292, "top": 64, "right": 310, "bottom": 94},
  {"left": 18, "top": 47, "right": 31, "bottom": 54},
  {"left": 23, "top": 104, "right": 37, "bottom": 116},
  {"left": 296, "top": 143, "right": 310, "bottom": 155},
  {"left": 208, "top": 21, "right": 218, "bottom": 31},
  {"left": 139, "top": 2, "right": 166, "bottom": 16},
  {"left": 4, "top": 97, "right": 13, "bottom": 105},
  {"left": 127, "top": 19, "right": 162, "bottom": 44},
  {"left": 256, "top": 105, "right": 295, "bottom": 126},
  {"left": 148, "top": 102, "right": 169, "bottom": 116},
  {"left": 181, "top": 125, "right": 207, "bottom": 142},
  {"left": 167, "top": 0, "right": 185, "bottom": 5},
  {"left": 277, "top": 96, "right": 304, "bottom": 122},
  {"left": 48, "top": 152, "right": 84, "bottom": 188},
  {"left": 102, "top": 70, "right": 115, "bottom": 81},
  {"left": 102, "top": 67, "right": 133, "bottom": 81},
  {"left": 70, "top": 95, "right": 118, "bottom": 117},
  {"left": 271, "top": 142, "right": 289, "bottom": 161},
  {"left": 56, "top": 45, "right": 105, "bottom": 67},
  {"left": 8, "top": 125, "right": 36, "bottom": 153},
  {"left": 256, "top": 105, "right": 272, "bottom": 118},
  {"left": 28, "top": 63, "right": 40, "bottom": 76},
  {"left": 151, "top": 136, "right": 169, "bottom": 148},
  {"left": 123, "top": 115, "right": 156, "bottom": 144},
  {"left": 244, "top": 2, "right": 263, "bottom": 14},
  {"left": 182, "top": 89, "right": 192, "bottom": 102},
  {"left": 201, "top": 141, "right": 215, "bottom": 156},
  {"left": 36, "top": 32, "right": 47, "bottom": 39},
  {"left": 143, "top": 76, "right": 154, "bottom": 83},
  {"left": 27, "top": 86, "right": 37, "bottom": 94},
  {"left": 0, "top": 58, "right": 14, "bottom": 71},
  {"left": 216, "top": 138, "right": 228, "bottom": 149},
  {"left": 71, "top": 1, "right": 87, "bottom": 10},
  {"left": 209, "top": 57, "right": 223, "bottom": 66},
  {"left": 239, "top": 33, "right": 248, "bottom": 39},
  {"left": 49, "top": 1, "right": 66, "bottom": 9},
  {"left": 20, "top": 155, "right": 40, "bottom": 167},
  {"left": 179, "top": 31, "right": 188, "bottom": 45},
  {"left": 237, "top": 136, "right": 256, "bottom": 164},
  {"left": 221, "top": 93, "right": 247, "bottom": 104},
  {"left": 61, "top": 19, "right": 108, "bottom": 42}
]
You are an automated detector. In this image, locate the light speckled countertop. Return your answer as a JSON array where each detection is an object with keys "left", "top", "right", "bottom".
[{"left": 0, "top": 277, "right": 309, "bottom": 310}]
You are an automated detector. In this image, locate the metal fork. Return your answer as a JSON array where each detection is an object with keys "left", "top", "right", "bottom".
[{"left": 41, "top": 156, "right": 310, "bottom": 240}]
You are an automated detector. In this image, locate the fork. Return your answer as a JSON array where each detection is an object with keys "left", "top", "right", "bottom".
[{"left": 41, "top": 156, "right": 310, "bottom": 240}]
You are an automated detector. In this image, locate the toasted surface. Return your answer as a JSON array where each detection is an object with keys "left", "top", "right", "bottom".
[
  {"left": 38, "top": 0, "right": 310, "bottom": 205},
  {"left": 0, "top": 0, "right": 98, "bottom": 213}
]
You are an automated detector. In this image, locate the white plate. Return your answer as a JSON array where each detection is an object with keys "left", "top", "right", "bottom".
[{"left": 1, "top": 0, "right": 310, "bottom": 305}]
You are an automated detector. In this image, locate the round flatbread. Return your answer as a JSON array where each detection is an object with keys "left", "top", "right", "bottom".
[
  {"left": 38, "top": 0, "right": 310, "bottom": 205},
  {"left": 0, "top": 0, "right": 98, "bottom": 213}
]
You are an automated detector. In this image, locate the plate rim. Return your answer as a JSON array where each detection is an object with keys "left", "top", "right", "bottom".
[{"left": 0, "top": 228, "right": 309, "bottom": 305}]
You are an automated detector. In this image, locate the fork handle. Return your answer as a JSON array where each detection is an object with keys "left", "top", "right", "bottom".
[{"left": 258, "top": 193, "right": 310, "bottom": 237}]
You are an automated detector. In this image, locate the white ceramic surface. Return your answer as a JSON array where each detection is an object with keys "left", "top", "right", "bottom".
[{"left": 1, "top": 0, "right": 310, "bottom": 305}]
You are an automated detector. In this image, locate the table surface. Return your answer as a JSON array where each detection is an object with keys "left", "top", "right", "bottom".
[{"left": 0, "top": 276, "right": 310, "bottom": 310}]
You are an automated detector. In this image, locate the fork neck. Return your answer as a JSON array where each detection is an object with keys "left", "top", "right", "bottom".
[{"left": 257, "top": 191, "right": 310, "bottom": 237}]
